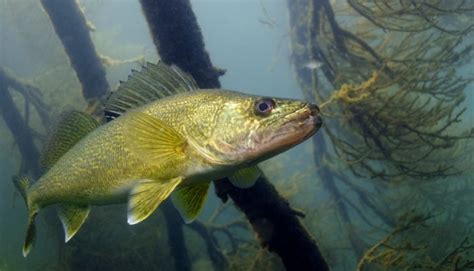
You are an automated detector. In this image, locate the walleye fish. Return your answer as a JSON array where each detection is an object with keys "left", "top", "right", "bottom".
[{"left": 14, "top": 62, "right": 322, "bottom": 257}]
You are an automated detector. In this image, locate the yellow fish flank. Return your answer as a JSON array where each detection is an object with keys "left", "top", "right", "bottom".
[{"left": 14, "top": 63, "right": 322, "bottom": 257}]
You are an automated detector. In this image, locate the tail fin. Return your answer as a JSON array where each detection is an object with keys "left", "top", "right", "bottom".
[{"left": 13, "top": 176, "right": 38, "bottom": 257}]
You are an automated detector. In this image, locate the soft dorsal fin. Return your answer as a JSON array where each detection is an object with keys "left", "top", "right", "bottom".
[
  {"left": 104, "top": 62, "right": 198, "bottom": 121},
  {"left": 40, "top": 111, "right": 99, "bottom": 170}
]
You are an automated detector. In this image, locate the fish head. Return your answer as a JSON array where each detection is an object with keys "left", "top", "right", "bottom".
[{"left": 190, "top": 90, "right": 322, "bottom": 166}]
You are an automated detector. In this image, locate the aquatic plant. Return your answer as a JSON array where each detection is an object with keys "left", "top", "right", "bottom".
[
  {"left": 357, "top": 210, "right": 474, "bottom": 270},
  {"left": 290, "top": 0, "right": 473, "bottom": 181},
  {"left": 288, "top": 0, "right": 474, "bottom": 268}
]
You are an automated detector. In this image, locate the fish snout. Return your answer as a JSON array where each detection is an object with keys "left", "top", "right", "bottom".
[{"left": 309, "top": 103, "right": 322, "bottom": 129}]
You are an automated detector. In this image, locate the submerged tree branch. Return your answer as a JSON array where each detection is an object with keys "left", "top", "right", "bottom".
[
  {"left": 0, "top": 67, "right": 50, "bottom": 128},
  {"left": 0, "top": 71, "right": 41, "bottom": 177},
  {"left": 40, "top": 0, "right": 109, "bottom": 106},
  {"left": 188, "top": 220, "right": 229, "bottom": 270}
]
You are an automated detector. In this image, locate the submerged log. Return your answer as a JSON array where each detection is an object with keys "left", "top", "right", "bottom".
[
  {"left": 40, "top": 0, "right": 109, "bottom": 104},
  {"left": 139, "top": 0, "right": 328, "bottom": 270}
]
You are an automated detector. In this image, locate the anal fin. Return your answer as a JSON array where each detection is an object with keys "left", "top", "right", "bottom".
[
  {"left": 58, "top": 204, "right": 90, "bottom": 243},
  {"left": 128, "top": 177, "right": 183, "bottom": 225},
  {"left": 171, "top": 182, "right": 210, "bottom": 223}
]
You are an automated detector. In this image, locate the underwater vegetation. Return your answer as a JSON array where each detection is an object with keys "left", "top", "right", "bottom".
[
  {"left": 0, "top": 0, "right": 473, "bottom": 270},
  {"left": 288, "top": 0, "right": 474, "bottom": 270}
]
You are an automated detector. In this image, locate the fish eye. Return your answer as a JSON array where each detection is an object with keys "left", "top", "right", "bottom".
[{"left": 254, "top": 98, "right": 275, "bottom": 116}]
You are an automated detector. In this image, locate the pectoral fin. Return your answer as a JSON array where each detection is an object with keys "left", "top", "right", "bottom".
[
  {"left": 229, "top": 166, "right": 261, "bottom": 189},
  {"left": 58, "top": 204, "right": 91, "bottom": 242},
  {"left": 124, "top": 111, "right": 187, "bottom": 165},
  {"left": 128, "top": 177, "right": 183, "bottom": 225},
  {"left": 171, "top": 182, "right": 210, "bottom": 223}
]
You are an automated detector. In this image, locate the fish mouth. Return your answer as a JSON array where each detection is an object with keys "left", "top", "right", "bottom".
[
  {"left": 247, "top": 103, "right": 322, "bottom": 163},
  {"left": 273, "top": 103, "right": 322, "bottom": 144}
]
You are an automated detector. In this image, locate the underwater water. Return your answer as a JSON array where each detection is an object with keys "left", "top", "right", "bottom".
[{"left": 0, "top": 0, "right": 473, "bottom": 270}]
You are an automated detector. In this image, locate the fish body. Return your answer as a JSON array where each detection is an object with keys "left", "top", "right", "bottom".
[{"left": 15, "top": 63, "right": 322, "bottom": 257}]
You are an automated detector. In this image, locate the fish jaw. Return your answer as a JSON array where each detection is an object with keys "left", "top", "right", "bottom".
[{"left": 243, "top": 103, "right": 322, "bottom": 164}]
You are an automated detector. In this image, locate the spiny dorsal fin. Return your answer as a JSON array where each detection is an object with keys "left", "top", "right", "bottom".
[
  {"left": 171, "top": 182, "right": 210, "bottom": 223},
  {"left": 105, "top": 62, "right": 198, "bottom": 121},
  {"left": 40, "top": 111, "right": 99, "bottom": 170}
]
